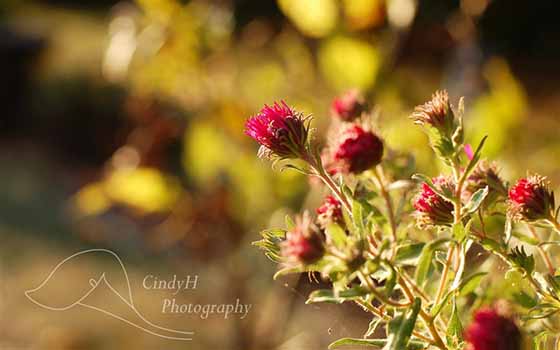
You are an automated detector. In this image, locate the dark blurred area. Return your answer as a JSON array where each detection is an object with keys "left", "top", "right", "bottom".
[{"left": 0, "top": 0, "right": 559, "bottom": 349}]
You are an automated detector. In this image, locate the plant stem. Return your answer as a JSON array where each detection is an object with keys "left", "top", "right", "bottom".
[
  {"left": 528, "top": 225, "right": 555, "bottom": 275},
  {"left": 548, "top": 216, "right": 560, "bottom": 236},
  {"left": 305, "top": 154, "right": 352, "bottom": 215},
  {"left": 357, "top": 270, "right": 411, "bottom": 308},
  {"left": 355, "top": 299, "right": 436, "bottom": 345},
  {"left": 373, "top": 166, "right": 398, "bottom": 242},
  {"left": 434, "top": 243, "right": 456, "bottom": 306},
  {"left": 398, "top": 276, "right": 447, "bottom": 350}
]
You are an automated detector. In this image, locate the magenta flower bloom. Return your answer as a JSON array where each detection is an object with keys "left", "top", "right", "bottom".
[
  {"left": 414, "top": 176, "right": 454, "bottom": 227},
  {"left": 281, "top": 214, "right": 324, "bottom": 264},
  {"left": 332, "top": 125, "right": 384, "bottom": 174},
  {"left": 331, "top": 90, "right": 365, "bottom": 122},
  {"left": 316, "top": 195, "right": 343, "bottom": 228},
  {"left": 465, "top": 307, "right": 521, "bottom": 350},
  {"left": 508, "top": 175, "right": 555, "bottom": 222},
  {"left": 244, "top": 101, "right": 310, "bottom": 159}
]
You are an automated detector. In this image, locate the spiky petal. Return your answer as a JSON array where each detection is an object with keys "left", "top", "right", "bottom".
[
  {"left": 244, "top": 101, "right": 309, "bottom": 159},
  {"left": 508, "top": 175, "right": 555, "bottom": 222},
  {"left": 410, "top": 90, "right": 453, "bottom": 130},
  {"left": 414, "top": 176, "right": 454, "bottom": 227}
]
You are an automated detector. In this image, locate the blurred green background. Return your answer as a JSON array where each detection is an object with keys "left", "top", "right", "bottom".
[{"left": 0, "top": 0, "right": 559, "bottom": 349}]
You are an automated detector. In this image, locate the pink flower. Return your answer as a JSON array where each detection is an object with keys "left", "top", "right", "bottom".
[
  {"left": 332, "top": 125, "right": 384, "bottom": 174},
  {"left": 281, "top": 214, "right": 324, "bottom": 264},
  {"left": 508, "top": 175, "right": 555, "bottom": 222},
  {"left": 331, "top": 90, "right": 366, "bottom": 122},
  {"left": 464, "top": 144, "right": 474, "bottom": 160},
  {"left": 465, "top": 307, "right": 521, "bottom": 350},
  {"left": 413, "top": 176, "right": 454, "bottom": 227},
  {"left": 316, "top": 195, "right": 343, "bottom": 228},
  {"left": 244, "top": 101, "right": 309, "bottom": 159}
]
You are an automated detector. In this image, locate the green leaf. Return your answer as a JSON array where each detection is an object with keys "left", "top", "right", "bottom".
[
  {"left": 458, "top": 272, "right": 487, "bottom": 296},
  {"left": 328, "top": 338, "right": 425, "bottom": 349},
  {"left": 395, "top": 243, "right": 425, "bottom": 265},
  {"left": 452, "top": 222, "right": 467, "bottom": 242},
  {"left": 504, "top": 217, "right": 513, "bottom": 243},
  {"left": 273, "top": 266, "right": 303, "bottom": 279},
  {"left": 352, "top": 199, "right": 366, "bottom": 238},
  {"left": 534, "top": 331, "right": 554, "bottom": 350},
  {"left": 306, "top": 286, "right": 370, "bottom": 304},
  {"left": 512, "top": 291, "right": 537, "bottom": 309},
  {"left": 326, "top": 223, "right": 347, "bottom": 250},
  {"left": 387, "top": 298, "right": 422, "bottom": 350},
  {"left": 507, "top": 246, "right": 535, "bottom": 273},
  {"left": 463, "top": 135, "right": 488, "bottom": 177},
  {"left": 365, "top": 318, "right": 383, "bottom": 338},
  {"left": 463, "top": 186, "right": 489, "bottom": 214},
  {"left": 512, "top": 230, "right": 540, "bottom": 245},
  {"left": 285, "top": 216, "right": 295, "bottom": 230},
  {"left": 446, "top": 297, "right": 463, "bottom": 348},
  {"left": 253, "top": 228, "right": 287, "bottom": 263},
  {"left": 415, "top": 238, "right": 450, "bottom": 285},
  {"left": 328, "top": 338, "right": 386, "bottom": 349}
]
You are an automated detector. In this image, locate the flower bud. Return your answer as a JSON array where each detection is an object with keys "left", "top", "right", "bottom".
[
  {"left": 410, "top": 91, "right": 457, "bottom": 161},
  {"left": 281, "top": 213, "right": 324, "bottom": 264},
  {"left": 331, "top": 90, "right": 366, "bottom": 122},
  {"left": 410, "top": 90, "right": 454, "bottom": 132},
  {"left": 465, "top": 306, "right": 521, "bottom": 350},
  {"left": 332, "top": 125, "right": 384, "bottom": 174},
  {"left": 465, "top": 160, "right": 508, "bottom": 205},
  {"left": 316, "top": 195, "right": 344, "bottom": 228},
  {"left": 244, "top": 101, "right": 310, "bottom": 159},
  {"left": 413, "top": 176, "right": 454, "bottom": 227},
  {"left": 508, "top": 175, "right": 555, "bottom": 222}
]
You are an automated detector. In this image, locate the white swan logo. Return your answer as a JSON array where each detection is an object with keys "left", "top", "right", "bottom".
[{"left": 24, "top": 249, "right": 193, "bottom": 341}]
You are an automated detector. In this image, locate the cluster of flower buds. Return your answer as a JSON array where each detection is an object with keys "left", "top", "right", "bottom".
[
  {"left": 281, "top": 213, "right": 324, "bottom": 264},
  {"left": 414, "top": 176, "right": 455, "bottom": 227},
  {"left": 465, "top": 306, "right": 521, "bottom": 350},
  {"left": 508, "top": 175, "right": 555, "bottom": 222},
  {"left": 464, "top": 160, "right": 508, "bottom": 205},
  {"left": 316, "top": 195, "right": 344, "bottom": 229},
  {"left": 331, "top": 90, "right": 366, "bottom": 122},
  {"left": 244, "top": 101, "right": 310, "bottom": 159}
]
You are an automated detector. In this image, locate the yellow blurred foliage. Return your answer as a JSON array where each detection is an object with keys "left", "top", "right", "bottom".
[
  {"left": 277, "top": 0, "right": 338, "bottom": 38},
  {"left": 468, "top": 58, "right": 527, "bottom": 156},
  {"left": 319, "top": 36, "right": 381, "bottom": 90}
]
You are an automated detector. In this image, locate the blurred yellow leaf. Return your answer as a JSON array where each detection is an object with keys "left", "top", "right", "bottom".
[
  {"left": 104, "top": 167, "right": 180, "bottom": 213},
  {"left": 74, "top": 183, "right": 111, "bottom": 216},
  {"left": 319, "top": 36, "right": 381, "bottom": 90},
  {"left": 278, "top": 0, "right": 338, "bottom": 38}
]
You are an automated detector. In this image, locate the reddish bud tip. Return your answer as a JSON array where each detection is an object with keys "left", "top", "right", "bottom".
[
  {"left": 316, "top": 195, "right": 344, "bottom": 228},
  {"left": 508, "top": 175, "right": 555, "bottom": 222},
  {"left": 331, "top": 90, "right": 366, "bottom": 122},
  {"left": 465, "top": 307, "right": 521, "bottom": 350},
  {"left": 413, "top": 176, "right": 454, "bottom": 227},
  {"left": 332, "top": 125, "right": 384, "bottom": 174},
  {"left": 281, "top": 214, "right": 324, "bottom": 264}
]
